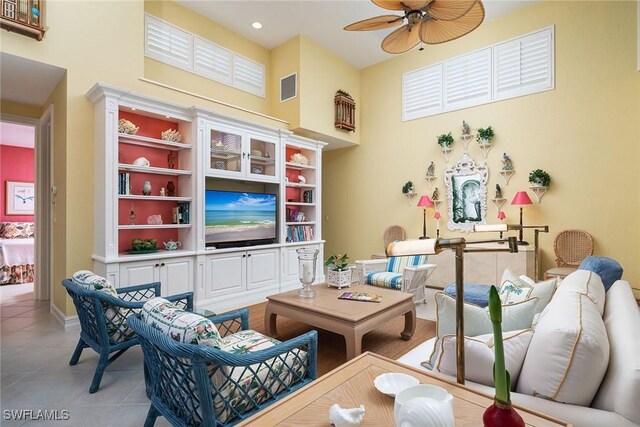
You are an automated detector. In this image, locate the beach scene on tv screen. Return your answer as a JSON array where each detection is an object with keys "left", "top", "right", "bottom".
[{"left": 205, "top": 191, "right": 276, "bottom": 244}]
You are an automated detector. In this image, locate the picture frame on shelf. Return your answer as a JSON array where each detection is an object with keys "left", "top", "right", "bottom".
[{"left": 5, "top": 181, "right": 34, "bottom": 215}]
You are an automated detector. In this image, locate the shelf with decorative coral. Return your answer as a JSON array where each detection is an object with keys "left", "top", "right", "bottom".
[{"left": 498, "top": 170, "right": 515, "bottom": 185}]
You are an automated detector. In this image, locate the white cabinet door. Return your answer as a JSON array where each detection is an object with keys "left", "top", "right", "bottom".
[
  {"left": 205, "top": 252, "right": 245, "bottom": 298},
  {"left": 282, "top": 247, "right": 301, "bottom": 285},
  {"left": 161, "top": 257, "right": 193, "bottom": 296},
  {"left": 119, "top": 260, "right": 159, "bottom": 287},
  {"left": 246, "top": 248, "right": 279, "bottom": 290},
  {"left": 247, "top": 134, "right": 279, "bottom": 183},
  {"left": 206, "top": 124, "right": 245, "bottom": 178}
]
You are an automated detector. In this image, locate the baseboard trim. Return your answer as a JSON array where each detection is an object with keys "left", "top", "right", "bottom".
[{"left": 50, "top": 304, "right": 79, "bottom": 330}]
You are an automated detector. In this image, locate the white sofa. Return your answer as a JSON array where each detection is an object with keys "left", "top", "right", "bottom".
[{"left": 398, "top": 279, "right": 640, "bottom": 427}]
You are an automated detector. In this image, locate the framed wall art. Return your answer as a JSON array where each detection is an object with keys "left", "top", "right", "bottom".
[
  {"left": 445, "top": 154, "right": 489, "bottom": 232},
  {"left": 6, "top": 181, "right": 35, "bottom": 215}
]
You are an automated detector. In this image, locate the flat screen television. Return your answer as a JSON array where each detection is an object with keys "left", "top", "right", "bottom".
[{"left": 205, "top": 190, "right": 277, "bottom": 248}]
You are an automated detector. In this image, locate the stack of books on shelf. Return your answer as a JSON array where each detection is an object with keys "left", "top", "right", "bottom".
[
  {"left": 173, "top": 202, "right": 191, "bottom": 224},
  {"left": 118, "top": 173, "right": 131, "bottom": 195},
  {"left": 286, "top": 225, "right": 314, "bottom": 242}
]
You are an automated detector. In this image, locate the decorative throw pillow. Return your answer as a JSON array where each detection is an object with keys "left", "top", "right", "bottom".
[
  {"left": 423, "top": 292, "right": 538, "bottom": 369},
  {"left": 434, "top": 329, "right": 534, "bottom": 388},
  {"left": 553, "top": 270, "right": 605, "bottom": 315},
  {"left": 499, "top": 269, "right": 557, "bottom": 315},
  {"left": 142, "top": 297, "right": 222, "bottom": 348},
  {"left": 386, "top": 255, "right": 427, "bottom": 273},
  {"left": 578, "top": 256, "right": 623, "bottom": 292},
  {"left": 72, "top": 270, "right": 118, "bottom": 297},
  {"left": 517, "top": 291, "right": 609, "bottom": 405}
]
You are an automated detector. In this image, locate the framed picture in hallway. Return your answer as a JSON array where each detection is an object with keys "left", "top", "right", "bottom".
[{"left": 6, "top": 181, "right": 34, "bottom": 215}]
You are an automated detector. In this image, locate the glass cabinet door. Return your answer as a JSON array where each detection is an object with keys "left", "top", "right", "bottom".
[
  {"left": 248, "top": 137, "right": 278, "bottom": 181},
  {"left": 209, "top": 128, "right": 243, "bottom": 176}
]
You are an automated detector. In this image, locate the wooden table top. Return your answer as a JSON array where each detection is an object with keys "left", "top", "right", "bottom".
[
  {"left": 266, "top": 284, "right": 413, "bottom": 323},
  {"left": 237, "top": 352, "right": 570, "bottom": 427}
]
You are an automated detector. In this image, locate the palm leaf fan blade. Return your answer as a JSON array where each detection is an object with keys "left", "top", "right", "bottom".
[
  {"left": 401, "top": 0, "right": 433, "bottom": 9},
  {"left": 427, "top": 0, "right": 478, "bottom": 21},
  {"left": 371, "top": 0, "right": 407, "bottom": 11},
  {"left": 382, "top": 22, "right": 422, "bottom": 53},
  {"left": 344, "top": 15, "right": 404, "bottom": 31},
  {"left": 420, "top": 0, "right": 484, "bottom": 44}
]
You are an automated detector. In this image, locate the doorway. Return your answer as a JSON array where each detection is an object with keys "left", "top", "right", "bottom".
[{"left": 1, "top": 52, "right": 65, "bottom": 304}]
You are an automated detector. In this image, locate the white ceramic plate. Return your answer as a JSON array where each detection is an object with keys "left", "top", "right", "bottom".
[{"left": 374, "top": 373, "right": 420, "bottom": 397}]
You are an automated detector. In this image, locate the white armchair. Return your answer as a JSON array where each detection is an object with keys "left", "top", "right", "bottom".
[{"left": 356, "top": 255, "right": 436, "bottom": 303}]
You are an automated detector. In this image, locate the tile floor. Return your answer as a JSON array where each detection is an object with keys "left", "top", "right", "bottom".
[
  {"left": 0, "top": 283, "right": 438, "bottom": 426},
  {"left": 0, "top": 283, "right": 170, "bottom": 427}
]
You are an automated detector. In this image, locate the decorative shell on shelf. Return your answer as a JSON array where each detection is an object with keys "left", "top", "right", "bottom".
[
  {"left": 118, "top": 119, "right": 139, "bottom": 135},
  {"left": 329, "top": 404, "right": 365, "bottom": 427},
  {"left": 374, "top": 373, "right": 420, "bottom": 397},
  {"left": 133, "top": 157, "right": 151, "bottom": 167},
  {"left": 290, "top": 153, "right": 308, "bottom": 165},
  {"left": 161, "top": 128, "right": 182, "bottom": 143}
]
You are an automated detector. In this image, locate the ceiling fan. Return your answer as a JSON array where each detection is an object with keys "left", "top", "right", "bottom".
[{"left": 344, "top": 0, "right": 485, "bottom": 54}]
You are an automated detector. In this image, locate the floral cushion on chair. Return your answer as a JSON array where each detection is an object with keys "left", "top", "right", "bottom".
[
  {"left": 142, "top": 297, "right": 222, "bottom": 348},
  {"left": 72, "top": 270, "right": 132, "bottom": 343},
  {"left": 211, "top": 329, "right": 308, "bottom": 424},
  {"left": 0, "top": 222, "right": 35, "bottom": 238}
]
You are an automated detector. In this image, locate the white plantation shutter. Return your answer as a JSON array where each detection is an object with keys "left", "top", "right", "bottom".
[
  {"left": 194, "top": 37, "right": 232, "bottom": 85},
  {"left": 444, "top": 48, "right": 491, "bottom": 110},
  {"left": 233, "top": 56, "right": 266, "bottom": 98},
  {"left": 494, "top": 27, "right": 554, "bottom": 100},
  {"left": 402, "top": 64, "right": 443, "bottom": 121},
  {"left": 144, "top": 14, "right": 192, "bottom": 70}
]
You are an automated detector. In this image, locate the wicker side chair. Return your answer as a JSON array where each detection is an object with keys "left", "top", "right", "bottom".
[
  {"left": 127, "top": 310, "right": 317, "bottom": 426},
  {"left": 61, "top": 279, "right": 193, "bottom": 393},
  {"left": 383, "top": 225, "right": 407, "bottom": 249},
  {"left": 545, "top": 229, "right": 594, "bottom": 280}
]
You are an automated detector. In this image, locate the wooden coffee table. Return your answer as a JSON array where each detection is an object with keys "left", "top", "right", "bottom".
[
  {"left": 265, "top": 284, "right": 415, "bottom": 360},
  {"left": 237, "top": 352, "right": 571, "bottom": 426}
]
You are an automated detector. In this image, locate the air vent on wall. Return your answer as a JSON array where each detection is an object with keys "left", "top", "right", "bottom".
[{"left": 280, "top": 73, "right": 297, "bottom": 102}]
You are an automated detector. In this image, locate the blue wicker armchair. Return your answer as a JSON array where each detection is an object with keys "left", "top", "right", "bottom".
[
  {"left": 61, "top": 279, "right": 193, "bottom": 393},
  {"left": 127, "top": 309, "right": 318, "bottom": 426}
]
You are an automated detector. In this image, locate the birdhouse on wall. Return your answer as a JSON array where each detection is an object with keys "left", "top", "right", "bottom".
[{"left": 334, "top": 90, "right": 356, "bottom": 132}]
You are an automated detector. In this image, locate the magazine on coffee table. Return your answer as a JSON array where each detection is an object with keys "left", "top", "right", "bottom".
[{"left": 338, "top": 291, "right": 384, "bottom": 303}]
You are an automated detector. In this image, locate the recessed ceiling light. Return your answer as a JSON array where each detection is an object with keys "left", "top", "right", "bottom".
[
  {"left": 251, "top": 22, "right": 262, "bottom": 30},
  {"left": 131, "top": 107, "right": 136, "bottom": 111}
]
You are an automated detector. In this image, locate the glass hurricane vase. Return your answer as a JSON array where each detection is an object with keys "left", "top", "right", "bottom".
[{"left": 297, "top": 248, "right": 319, "bottom": 298}]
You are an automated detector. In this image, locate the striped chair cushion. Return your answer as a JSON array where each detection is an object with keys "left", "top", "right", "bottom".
[
  {"left": 386, "top": 255, "right": 427, "bottom": 273},
  {"left": 365, "top": 272, "right": 403, "bottom": 290}
]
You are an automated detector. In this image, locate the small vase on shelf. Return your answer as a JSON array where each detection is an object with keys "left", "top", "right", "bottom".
[{"left": 297, "top": 248, "right": 319, "bottom": 298}]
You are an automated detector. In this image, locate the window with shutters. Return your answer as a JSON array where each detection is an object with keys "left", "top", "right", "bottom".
[
  {"left": 402, "top": 26, "right": 554, "bottom": 121},
  {"left": 144, "top": 13, "right": 266, "bottom": 98},
  {"left": 444, "top": 48, "right": 491, "bottom": 111},
  {"left": 145, "top": 14, "right": 192, "bottom": 71},
  {"left": 402, "top": 64, "right": 442, "bottom": 121},
  {"left": 494, "top": 28, "right": 554, "bottom": 100}
]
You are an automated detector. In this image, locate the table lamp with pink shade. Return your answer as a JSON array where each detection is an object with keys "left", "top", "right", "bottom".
[
  {"left": 434, "top": 211, "right": 442, "bottom": 238},
  {"left": 497, "top": 211, "right": 506, "bottom": 241},
  {"left": 417, "top": 195, "right": 434, "bottom": 239},
  {"left": 511, "top": 191, "right": 533, "bottom": 245}
]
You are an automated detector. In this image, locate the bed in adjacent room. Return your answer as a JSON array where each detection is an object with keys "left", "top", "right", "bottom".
[{"left": 0, "top": 222, "right": 35, "bottom": 285}]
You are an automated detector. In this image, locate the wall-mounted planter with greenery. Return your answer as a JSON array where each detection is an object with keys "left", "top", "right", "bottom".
[
  {"left": 438, "top": 132, "right": 455, "bottom": 162},
  {"left": 402, "top": 180, "right": 416, "bottom": 205},
  {"left": 476, "top": 126, "right": 494, "bottom": 158},
  {"left": 528, "top": 169, "right": 551, "bottom": 202}
]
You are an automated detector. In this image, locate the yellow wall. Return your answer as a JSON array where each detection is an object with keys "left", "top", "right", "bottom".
[
  {"left": 298, "top": 36, "right": 360, "bottom": 148},
  {"left": 0, "top": 0, "right": 286, "bottom": 316},
  {"left": 144, "top": 1, "right": 271, "bottom": 115},
  {"left": 0, "top": 100, "right": 41, "bottom": 118},
  {"left": 42, "top": 75, "right": 68, "bottom": 311},
  {"left": 268, "top": 36, "right": 301, "bottom": 129},
  {"left": 323, "top": 1, "right": 640, "bottom": 288}
]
